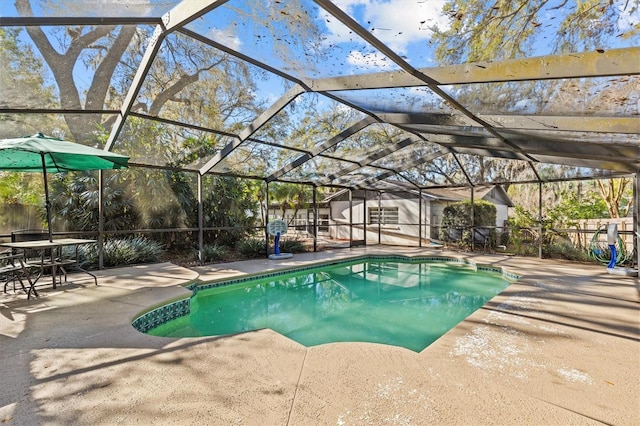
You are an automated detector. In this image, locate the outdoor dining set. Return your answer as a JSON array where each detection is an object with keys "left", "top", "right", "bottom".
[
  {"left": 0, "top": 229, "right": 97, "bottom": 299},
  {"left": 0, "top": 133, "right": 130, "bottom": 299}
]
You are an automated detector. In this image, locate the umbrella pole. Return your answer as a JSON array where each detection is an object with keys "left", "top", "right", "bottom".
[{"left": 41, "top": 152, "right": 53, "bottom": 242}]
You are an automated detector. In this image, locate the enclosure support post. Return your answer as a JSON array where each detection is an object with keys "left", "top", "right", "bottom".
[
  {"left": 98, "top": 170, "right": 104, "bottom": 270},
  {"left": 197, "top": 173, "right": 203, "bottom": 265},
  {"left": 470, "top": 186, "right": 475, "bottom": 251},
  {"left": 265, "top": 181, "right": 270, "bottom": 258},
  {"left": 378, "top": 191, "right": 382, "bottom": 245},
  {"left": 538, "top": 181, "right": 543, "bottom": 259},
  {"left": 313, "top": 185, "right": 318, "bottom": 252},
  {"left": 634, "top": 173, "right": 639, "bottom": 268},
  {"left": 418, "top": 189, "right": 423, "bottom": 248},
  {"left": 349, "top": 189, "right": 353, "bottom": 246},
  {"left": 363, "top": 190, "right": 367, "bottom": 246}
]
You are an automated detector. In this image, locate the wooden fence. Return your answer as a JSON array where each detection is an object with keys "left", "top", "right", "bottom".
[{"left": 569, "top": 218, "right": 634, "bottom": 253}]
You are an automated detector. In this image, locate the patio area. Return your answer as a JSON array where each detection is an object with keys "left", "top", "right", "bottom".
[{"left": 1, "top": 246, "right": 638, "bottom": 425}]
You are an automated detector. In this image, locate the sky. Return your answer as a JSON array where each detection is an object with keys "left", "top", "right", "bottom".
[
  {"left": 325, "top": 0, "right": 639, "bottom": 70},
  {"left": 326, "top": 0, "right": 450, "bottom": 66},
  {"left": 1, "top": 0, "right": 638, "bottom": 113},
  {"left": 2, "top": 0, "right": 638, "bottom": 74}
]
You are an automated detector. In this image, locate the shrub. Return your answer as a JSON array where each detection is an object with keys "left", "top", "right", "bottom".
[
  {"left": 238, "top": 237, "right": 266, "bottom": 258},
  {"left": 279, "top": 239, "right": 306, "bottom": 253},
  {"left": 543, "top": 241, "right": 591, "bottom": 262},
  {"left": 77, "top": 237, "right": 165, "bottom": 268},
  {"left": 201, "top": 243, "right": 228, "bottom": 262}
]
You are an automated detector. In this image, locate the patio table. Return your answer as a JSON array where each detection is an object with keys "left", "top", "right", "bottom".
[{"left": 0, "top": 238, "right": 97, "bottom": 298}]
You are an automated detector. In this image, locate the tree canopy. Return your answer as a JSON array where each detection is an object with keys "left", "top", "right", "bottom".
[{"left": 431, "top": 0, "right": 640, "bottom": 64}]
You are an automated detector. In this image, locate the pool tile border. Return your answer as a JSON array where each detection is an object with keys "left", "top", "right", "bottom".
[
  {"left": 132, "top": 298, "right": 190, "bottom": 333},
  {"left": 131, "top": 255, "right": 520, "bottom": 333}
]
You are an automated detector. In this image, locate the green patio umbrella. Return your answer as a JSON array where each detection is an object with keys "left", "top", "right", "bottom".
[{"left": 0, "top": 133, "right": 130, "bottom": 241}]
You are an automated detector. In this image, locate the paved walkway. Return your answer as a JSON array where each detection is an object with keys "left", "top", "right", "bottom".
[{"left": 1, "top": 247, "right": 638, "bottom": 425}]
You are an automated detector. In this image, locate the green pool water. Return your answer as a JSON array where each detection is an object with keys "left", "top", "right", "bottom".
[{"left": 148, "top": 260, "right": 512, "bottom": 352}]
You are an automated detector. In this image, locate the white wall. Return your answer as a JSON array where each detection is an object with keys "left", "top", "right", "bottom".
[
  {"left": 270, "top": 195, "right": 509, "bottom": 246},
  {"left": 329, "top": 198, "right": 431, "bottom": 245},
  {"left": 495, "top": 204, "right": 509, "bottom": 230},
  {"left": 267, "top": 207, "right": 330, "bottom": 233}
]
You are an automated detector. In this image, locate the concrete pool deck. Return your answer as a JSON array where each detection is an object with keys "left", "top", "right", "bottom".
[{"left": 1, "top": 246, "right": 638, "bottom": 425}]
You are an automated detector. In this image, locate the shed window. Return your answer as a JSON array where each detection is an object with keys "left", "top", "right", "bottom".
[{"left": 369, "top": 207, "right": 399, "bottom": 225}]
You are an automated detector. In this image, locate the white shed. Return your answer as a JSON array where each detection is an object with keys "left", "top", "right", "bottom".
[{"left": 324, "top": 184, "right": 513, "bottom": 244}]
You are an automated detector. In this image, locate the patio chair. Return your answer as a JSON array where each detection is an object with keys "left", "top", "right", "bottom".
[
  {"left": 1, "top": 250, "right": 37, "bottom": 296},
  {"left": 474, "top": 228, "right": 491, "bottom": 251}
]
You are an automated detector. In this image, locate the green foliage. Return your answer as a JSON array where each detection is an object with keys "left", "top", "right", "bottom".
[
  {"left": 0, "top": 28, "right": 58, "bottom": 138},
  {"left": 432, "top": 0, "right": 638, "bottom": 64},
  {"left": 505, "top": 229, "right": 592, "bottom": 262},
  {"left": 237, "top": 238, "right": 266, "bottom": 258},
  {"left": 506, "top": 205, "right": 539, "bottom": 250},
  {"left": 508, "top": 205, "right": 534, "bottom": 228},
  {"left": 0, "top": 172, "right": 44, "bottom": 207},
  {"left": 48, "top": 170, "right": 138, "bottom": 233},
  {"left": 201, "top": 243, "right": 229, "bottom": 263},
  {"left": 506, "top": 202, "right": 602, "bottom": 263},
  {"left": 78, "top": 237, "right": 164, "bottom": 268},
  {"left": 434, "top": 0, "right": 536, "bottom": 63},
  {"left": 440, "top": 200, "right": 497, "bottom": 249},
  {"left": 546, "top": 190, "right": 608, "bottom": 226},
  {"left": 0, "top": 27, "right": 66, "bottom": 227},
  {"left": 543, "top": 240, "right": 591, "bottom": 263},
  {"left": 40, "top": 143, "right": 259, "bottom": 252},
  {"left": 507, "top": 186, "right": 609, "bottom": 255},
  {"left": 204, "top": 176, "right": 260, "bottom": 247},
  {"left": 279, "top": 238, "right": 306, "bottom": 254},
  {"left": 269, "top": 182, "right": 312, "bottom": 226}
]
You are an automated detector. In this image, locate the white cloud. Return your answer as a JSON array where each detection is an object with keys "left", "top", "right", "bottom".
[
  {"left": 320, "top": 8, "right": 357, "bottom": 43},
  {"left": 329, "top": 0, "right": 450, "bottom": 54},
  {"left": 208, "top": 28, "right": 242, "bottom": 51}
]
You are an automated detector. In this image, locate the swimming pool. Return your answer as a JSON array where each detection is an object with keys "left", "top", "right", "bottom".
[{"left": 136, "top": 257, "right": 517, "bottom": 352}]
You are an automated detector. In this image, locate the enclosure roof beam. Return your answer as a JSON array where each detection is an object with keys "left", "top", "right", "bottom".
[
  {"left": 199, "top": 84, "right": 307, "bottom": 175},
  {"left": 350, "top": 149, "right": 449, "bottom": 189},
  {"left": 428, "top": 133, "right": 640, "bottom": 172},
  {"left": 315, "top": 0, "right": 537, "bottom": 164},
  {"left": 178, "top": 28, "right": 311, "bottom": 90},
  {"left": 316, "top": 136, "right": 423, "bottom": 186},
  {"left": 450, "top": 151, "right": 473, "bottom": 186},
  {"left": 161, "top": 0, "right": 229, "bottom": 32},
  {"left": 378, "top": 113, "right": 640, "bottom": 135},
  {"left": 266, "top": 117, "right": 377, "bottom": 183},
  {"left": 0, "top": 108, "right": 118, "bottom": 114},
  {"left": 398, "top": 133, "right": 530, "bottom": 161},
  {"left": 308, "top": 47, "right": 640, "bottom": 91},
  {"left": 398, "top": 126, "right": 639, "bottom": 169},
  {"left": 104, "top": 0, "right": 230, "bottom": 152},
  {"left": 522, "top": 155, "right": 637, "bottom": 173},
  {"left": 0, "top": 17, "right": 162, "bottom": 26}
]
